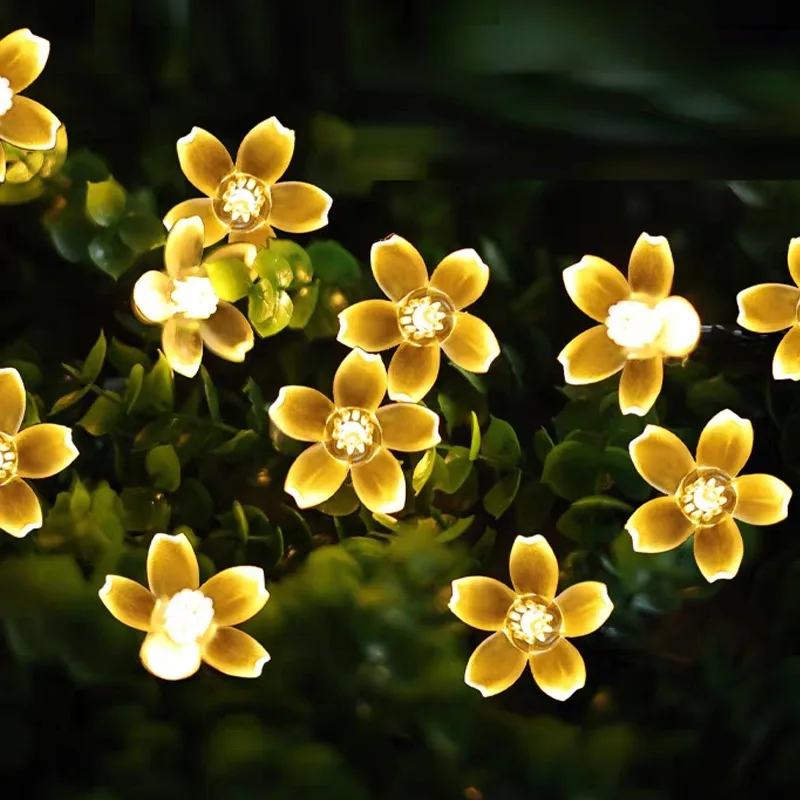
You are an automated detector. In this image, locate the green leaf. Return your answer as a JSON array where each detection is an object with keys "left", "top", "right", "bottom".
[
  {"left": 480, "top": 416, "right": 521, "bottom": 468},
  {"left": 514, "top": 480, "right": 555, "bottom": 535},
  {"left": 85, "top": 177, "right": 126, "bottom": 226},
  {"left": 437, "top": 392, "right": 466, "bottom": 437},
  {"left": 77, "top": 393, "right": 125, "bottom": 436},
  {"left": 81, "top": 330, "right": 107, "bottom": 382},
  {"left": 108, "top": 337, "right": 152, "bottom": 374},
  {"left": 533, "top": 427, "right": 555, "bottom": 464},
  {"left": 117, "top": 213, "right": 165, "bottom": 253},
  {"left": 434, "top": 446, "right": 473, "bottom": 494},
  {"left": 541, "top": 440, "right": 605, "bottom": 501},
  {"left": 173, "top": 479, "right": 214, "bottom": 530},
  {"left": 64, "top": 150, "right": 109, "bottom": 182},
  {"left": 124, "top": 363, "right": 145, "bottom": 412},
  {"left": 483, "top": 469, "right": 522, "bottom": 519},
  {"left": 686, "top": 375, "right": 744, "bottom": 419},
  {"left": 253, "top": 248, "right": 293, "bottom": 289},
  {"left": 145, "top": 444, "right": 181, "bottom": 492},
  {"left": 556, "top": 495, "right": 632, "bottom": 546},
  {"left": 247, "top": 280, "right": 276, "bottom": 325},
  {"left": 0, "top": 554, "right": 85, "bottom": 617},
  {"left": 21, "top": 391, "right": 40, "bottom": 427},
  {"left": 231, "top": 500, "right": 249, "bottom": 542},
  {"left": 209, "top": 429, "right": 259, "bottom": 458},
  {"left": 205, "top": 257, "right": 253, "bottom": 302},
  {"left": 554, "top": 399, "right": 603, "bottom": 441},
  {"left": 603, "top": 446, "right": 651, "bottom": 502},
  {"left": 121, "top": 487, "right": 171, "bottom": 533},
  {"left": 200, "top": 365, "right": 221, "bottom": 423},
  {"left": 306, "top": 241, "right": 361, "bottom": 285},
  {"left": 141, "top": 352, "right": 174, "bottom": 412},
  {"left": 270, "top": 239, "right": 313, "bottom": 286},
  {"left": 70, "top": 479, "right": 91, "bottom": 518},
  {"left": 252, "top": 291, "right": 293, "bottom": 338},
  {"left": 435, "top": 515, "right": 475, "bottom": 543},
  {"left": 50, "top": 387, "right": 90, "bottom": 415},
  {"left": 468, "top": 411, "right": 481, "bottom": 460},
  {"left": 412, "top": 448, "right": 437, "bottom": 495},
  {"left": 288, "top": 280, "right": 320, "bottom": 329},
  {"left": 449, "top": 362, "right": 486, "bottom": 394},
  {"left": 88, "top": 231, "right": 136, "bottom": 279},
  {"left": 244, "top": 377, "right": 266, "bottom": 432},
  {"left": 316, "top": 483, "right": 360, "bottom": 517}
]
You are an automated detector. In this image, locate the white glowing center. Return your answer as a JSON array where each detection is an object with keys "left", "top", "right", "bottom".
[
  {"left": 170, "top": 276, "right": 219, "bottom": 320},
  {"left": 0, "top": 77, "right": 12, "bottom": 117},
  {"left": 162, "top": 589, "right": 214, "bottom": 645},
  {"left": 519, "top": 604, "right": 556, "bottom": 644},
  {"left": 332, "top": 411, "right": 374, "bottom": 456},
  {"left": 605, "top": 300, "right": 663, "bottom": 350},
  {"left": 402, "top": 297, "right": 447, "bottom": 339},
  {"left": 222, "top": 176, "right": 266, "bottom": 224},
  {"left": 0, "top": 431, "right": 18, "bottom": 486}
]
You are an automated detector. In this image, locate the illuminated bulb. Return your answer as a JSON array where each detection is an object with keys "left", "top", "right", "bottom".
[
  {"left": 0, "top": 431, "right": 18, "bottom": 486},
  {"left": 214, "top": 173, "right": 269, "bottom": 231},
  {"left": 397, "top": 288, "right": 455, "bottom": 344},
  {"left": 170, "top": 276, "right": 219, "bottom": 320},
  {"left": 605, "top": 300, "right": 663, "bottom": 352},
  {"left": 0, "top": 77, "right": 12, "bottom": 117},
  {"left": 504, "top": 594, "right": 563, "bottom": 654},
  {"left": 162, "top": 589, "right": 215, "bottom": 645},
  {"left": 324, "top": 407, "right": 381, "bottom": 464},
  {"left": 677, "top": 467, "right": 737, "bottom": 527}
]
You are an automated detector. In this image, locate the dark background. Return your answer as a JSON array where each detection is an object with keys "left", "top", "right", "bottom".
[{"left": 2, "top": 3, "right": 800, "bottom": 799}]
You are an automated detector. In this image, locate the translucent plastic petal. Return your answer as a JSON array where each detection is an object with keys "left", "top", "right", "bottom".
[
  {"left": 202, "top": 627, "right": 270, "bottom": 679},
  {"left": 0, "top": 367, "right": 26, "bottom": 435},
  {"left": 375, "top": 404, "right": 441, "bottom": 451},
  {"left": 693, "top": 516, "right": 744, "bottom": 583},
  {"left": 629, "top": 425, "right": 695, "bottom": 495},
  {"left": 337, "top": 300, "right": 403, "bottom": 352},
  {"left": 15, "top": 423, "right": 78, "bottom": 478},
  {"left": 464, "top": 631, "right": 527, "bottom": 697},
  {"left": 0, "top": 28, "right": 49, "bottom": 93},
  {"left": 429, "top": 248, "right": 490, "bottom": 310},
  {"left": 449, "top": 576, "right": 516, "bottom": 631},
  {"left": 555, "top": 581, "right": 613, "bottom": 637},
  {"left": 0, "top": 96, "right": 59, "bottom": 150},
  {"left": 0, "top": 478, "right": 41, "bottom": 537},
  {"left": 529, "top": 638, "right": 586, "bottom": 701},
  {"left": 558, "top": 325, "right": 626, "bottom": 385},
  {"left": 162, "top": 317, "right": 203, "bottom": 379},
  {"left": 285, "top": 443, "right": 349, "bottom": 509},
  {"left": 200, "top": 566, "right": 269, "bottom": 627},
  {"left": 350, "top": 447, "right": 406, "bottom": 514},
  {"left": 654, "top": 296, "right": 701, "bottom": 358},
  {"left": 773, "top": 326, "right": 800, "bottom": 381},
  {"left": 147, "top": 533, "right": 200, "bottom": 599},
  {"left": 732, "top": 474, "right": 792, "bottom": 525},
  {"left": 99, "top": 576, "right": 155, "bottom": 631},
  {"left": 696, "top": 409, "right": 753, "bottom": 477},
  {"left": 268, "top": 182, "right": 332, "bottom": 234},
  {"left": 625, "top": 496, "right": 695, "bottom": 553},
  {"left": 235, "top": 117, "right": 295, "bottom": 185},
  {"left": 176, "top": 127, "right": 234, "bottom": 198},
  {"left": 199, "top": 302, "right": 254, "bottom": 363},
  {"left": 140, "top": 631, "right": 202, "bottom": 681},
  {"left": 164, "top": 215, "right": 204, "bottom": 279},
  {"left": 333, "top": 349, "right": 387, "bottom": 411},
  {"left": 736, "top": 283, "right": 799, "bottom": 333},
  {"left": 627, "top": 233, "right": 674, "bottom": 301},
  {"left": 562, "top": 255, "right": 630, "bottom": 322},
  {"left": 370, "top": 235, "right": 429, "bottom": 302},
  {"left": 268, "top": 386, "right": 334, "bottom": 442},
  {"left": 508, "top": 534, "right": 559, "bottom": 600},
  {"left": 618, "top": 357, "right": 662, "bottom": 417},
  {"left": 441, "top": 313, "right": 500, "bottom": 374},
  {"left": 387, "top": 343, "right": 440, "bottom": 403},
  {"left": 163, "top": 198, "right": 228, "bottom": 246},
  {"left": 132, "top": 271, "right": 175, "bottom": 324}
]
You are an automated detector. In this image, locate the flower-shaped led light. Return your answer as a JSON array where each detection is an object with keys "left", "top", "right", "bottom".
[
  {"left": 163, "top": 117, "right": 332, "bottom": 247},
  {"left": 0, "top": 368, "right": 79, "bottom": 537},
  {"left": 337, "top": 235, "right": 500, "bottom": 402},
  {"left": 132, "top": 216, "right": 255, "bottom": 378},
  {"left": 100, "top": 533, "right": 270, "bottom": 680},
  {"left": 268, "top": 348, "right": 441, "bottom": 513},
  {"left": 736, "top": 238, "right": 800, "bottom": 380},
  {"left": 558, "top": 233, "right": 701, "bottom": 416},
  {"left": 0, "top": 29, "right": 61, "bottom": 182},
  {"left": 449, "top": 534, "right": 613, "bottom": 700},
  {"left": 626, "top": 410, "right": 792, "bottom": 582}
]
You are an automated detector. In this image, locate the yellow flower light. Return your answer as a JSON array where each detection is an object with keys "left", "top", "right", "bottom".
[
  {"left": 132, "top": 215, "right": 255, "bottom": 378},
  {"left": 0, "top": 367, "right": 79, "bottom": 537},
  {"left": 337, "top": 235, "right": 500, "bottom": 402},
  {"left": 100, "top": 533, "right": 270, "bottom": 680},
  {"left": 626, "top": 410, "right": 792, "bottom": 582},
  {"left": 449, "top": 534, "right": 613, "bottom": 700},
  {"left": 736, "top": 237, "right": 800, "bottom": 380},
  {"left": 558, "top": 232, "right": 701, "bottom": 416},
  {"left": 0, "top": 29, "right": 60, "bottom": 182},
  {"left": 163, "top": 117, "right": 332, "bottom": 247},
  {"left": 268, "top": 348, "right": 441, "bottom": 513}
]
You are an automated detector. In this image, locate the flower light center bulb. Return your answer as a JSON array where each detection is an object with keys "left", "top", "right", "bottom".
[
  {"left": 324, "top": 407, "right": 382, "bottom": 465},
  {"left": 504, "top": 593, "right": 563, "bottom": 654},
  {"left": 213, "top": 172, "right": 271, "bottom": 232},
  {"left": 605, "top": 300, "right": 663, "bottom": 354},
  {"left": 0, "top": 77, "right": 12, "bottom": 117},
  {"left": 0, "top": 431, "right": 18, "bottom": 486},
  {"left": 397, "top": 287, "right": 455, "bottom": 345},
  {"left": 162, "top": 589, "right": 215, "bottom": 645},
  {"left": 170, "top": 276, "right": 219, "bottom": 320},
  {"left": 677, "top": 467, "right": 737, "bottom": 527}
]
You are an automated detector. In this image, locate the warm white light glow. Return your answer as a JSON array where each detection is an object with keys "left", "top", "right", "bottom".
[
  {"left": 215, "top": 173, "right": 269, "bottom": 230},
  {"left": 0, "top": 431, "right": 18, "bottom": 486},
  {"left": 325, "top": 407, "right": 380, "bottom": 462},
  {"left": 162, "top": 589, "right": 215, "bottom": 645},
  {"left": 0, "top": 77, "right": 12, "bottom": 117},
  {"left": 678, "top": 468, "right": 736, "bottom": 527},
  {"left": 605, "top": 300, "right": 662, "bottom": 351},
  {"left": 170, "top": 276, "right": 219, "bottom": 320},
  {"left": 397, "top": 288, "right": 455, "bottom": 344},
  {"left": 504, "top": 594, "right": 562, "bottom": 653}
]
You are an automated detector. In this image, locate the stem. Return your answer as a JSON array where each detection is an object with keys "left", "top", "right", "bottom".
[{"left": 700, "top": 323, "right": 768, "bottom": 342}]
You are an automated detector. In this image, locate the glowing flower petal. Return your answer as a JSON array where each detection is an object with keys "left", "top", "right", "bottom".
[
  {"left": 98, "top": 576, "right": 155, "bottom": 632},
  {"left": 235, "top": 117, "right": 295, "bottom": 185},
  {"left": 147, "top": 533, "right": 200, "bottom": 599},
  {"left": 627, "top": 233, "right": 674, "bottom": 301},
  {"left": 618, "top": 357, "right": 662, "bottom": 416},
  {"left": 164, "top": 216, "right": 204, "bottom": 279},
  {"left": 508, "top": 534, "right": 559, "bottom": 600},
  {"left": 696, "top": 409, "right": 753, "bottom": 477},
  {"left": 629, "top": 425, "right": 695, "bottom": 495},
  {"left": 285, "top": 442, "right": 349, "bottom": 508},
  {"left": 199, "top": 302, "right": 254, "bottom": 363},
  {"left": 735, "top": 284, "right": 799, "bottom": 333},
  {"left": 200, "top": 566, "right": 269, "bottom": 627},
  {"left": 441, "top": 313, "right": 500, "bottom": 373},
  {"left": 773, "top": 326, "right": 800, "bottom": 381},
  {"left": 387, "top": 343, "right": 440, "bottom": 402},
  {"left": 529, "top": 638, "right": 586, "bottom": 701},
  {"left": 162, "top": 317, "right": 203, "bottom": 378},
  {"left": 371, "top": 235, "right": 429, "bottom": 303},
  {"left": 625, "top": 496, "right": 695, "bottom": 553},
  {"left": 202, "top": 626, "right": 270, "bottom": 678},
  {"left": 0, "top": 148, "right": 5, "bottom": 182},
  {"left": 206, "top": 242, "right": 257, "bottom": 269},
  {"left": 333, "top": 349, "right": 387, "bottom": 411},
  {"left": 228, "top": 225, "right": 275, "bottom": 247},
  {"left": 0, "top": 367, "right": 25, "bottom": 435},
  {"left": 449, "top": 576, "right": 516, "bottom": 631},
  {"left": 556, "top": 581, "right": 613, "bottom": 637},
  {"left": 268, "top": 182, "right": 332, "bottom": 234},
  {"left": 429, "top": 248, "right": 490, "bottom": 310},
  {"left": 562, "top": 255, "right": 630, "bottom": 323},
  {"left": 375, "top": 403, "right": 441, "bottom": 451},
  {"left": 176, "top": 127, "right": 234, "bottom": 198},
  {"left": 0, "top": 477, "right": 41, "bottom": 537},
  {"left": 350, "top": 447, "right": 405, "bottom": 514},
  {"left": 558, "top": 325, "right": 626, "bottom": 385},
  {"left": 163, "top": 198, "right": 228, "bottom": 246},
  {"left": 140, "top": 631, "right": 202, "bottom": 681},
  {"left": 464, "top": 631, "right": 527, "bottom": 697},
  {"left": 654, "top": 296, "right": 701, "bottom": 358},
  {"left": 268, "top": 386, "right": 334, "bottom": 442},
  {"left": 693, "top": 516, "right": 744, "bottom": 583},
  {"left": 15, "top": 424, "right": 78, "bottom": 478},
  {"left": 337, "top": 300, "right": 403, "bottom": 352},
  {"left": 732, "top": 474, "right": 792, "bottom": 525},
  {"left": 0, "top": 96, "right": 59, "bottom": 150},
  {"left": 788, "top": 237, "right": 800, "bottom": 287},
  {"left": 133, "top": 271, "right": 175, "bottom": 324},
  {"left": 0, "top": 29, "right": 49, "bottom": 93}
]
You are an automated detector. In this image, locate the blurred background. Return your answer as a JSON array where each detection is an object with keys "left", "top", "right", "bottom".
[{"left": 2, "top": 2, "right": 800, "bottom": 799}]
